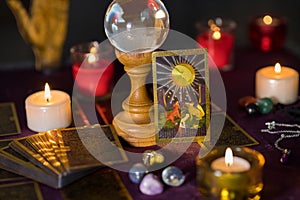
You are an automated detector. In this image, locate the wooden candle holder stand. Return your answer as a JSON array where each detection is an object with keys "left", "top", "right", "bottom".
[{"left": 112, "top": 49, "right": 156, "bottom": 147}]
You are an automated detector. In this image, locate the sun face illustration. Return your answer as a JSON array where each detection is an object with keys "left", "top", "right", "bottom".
[
  {"left": 152, "top": 49, "right": 209, "bottom": 143},
  {"left": 172, "top": 63, "right": 195, "bottom": 87},
  {"left": 156, "top": 53, "right": 206, "bottom": 105}
]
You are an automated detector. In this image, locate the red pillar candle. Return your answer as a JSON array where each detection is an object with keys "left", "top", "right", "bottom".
[
  {"left": 196, "top": 18, "right": 236, "bottom": 71},
  {"left": 249, "top": 14, "right": 287, "bottom": 51},
  {"left": 72, "top": 59, "right": 114, "bottom": 97},
  {"left": 70, "top": 41, "right": 114, "bottom": 97}
]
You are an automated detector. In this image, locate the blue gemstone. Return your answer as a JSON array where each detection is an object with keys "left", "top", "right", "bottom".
[
  {"left": 129, "top": 163, "right": 148, "bottom": 183},
  {"left": 162, "top": 166, "right": 185, "bottom": 187}
]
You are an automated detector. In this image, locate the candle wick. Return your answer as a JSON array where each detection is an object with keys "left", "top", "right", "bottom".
[{"left": 46, "top": 98, "right": 49, "bottom": 103}]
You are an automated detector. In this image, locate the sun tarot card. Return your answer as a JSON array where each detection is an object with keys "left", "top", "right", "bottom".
[{"left": 152, "top": 48, "right": 210, "bottom": 145}]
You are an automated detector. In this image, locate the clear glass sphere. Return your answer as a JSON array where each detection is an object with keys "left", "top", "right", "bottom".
[{"left": 104, "top": 0, "right": 169, "bottom": 53}]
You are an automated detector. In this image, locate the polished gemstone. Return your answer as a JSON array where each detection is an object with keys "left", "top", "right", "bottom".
[
  {"left": 256, "top": 97, "right": 274, "bottom": 114},
  {"left": 142, "top": 150, "right": 164, "bottom": 166},
  {"left": 162, "top": 166, "right": 185, "bottom": 187},
  {"left": 238, "top": 96, "right": 257, "bottom": 107},
  {"left": 128, "top": 163, "right": 148, "bottom": 184},
  {"left": 245, "top": 103, "right": 259, "bottom": 115},
  {"left": 139, "top": 173, "right": 164, "bottom": 195}
]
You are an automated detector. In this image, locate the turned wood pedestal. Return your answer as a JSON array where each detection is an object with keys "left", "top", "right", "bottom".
[{"left": 112, "top": 49, "right": 156, "bottom": 147}]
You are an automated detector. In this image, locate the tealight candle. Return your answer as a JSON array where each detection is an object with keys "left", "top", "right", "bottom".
[
  {"left": 196, "top": 146, "right": 265, "bottom": 199},
  {"left": 211, "top": 147, "right": 251, "bottom": 173},
  {"left": 25, "top": 83, "right": 72, "bottom": 132},
  {"left": 256, "top": 63, "right": 299, "bottom": 104}
]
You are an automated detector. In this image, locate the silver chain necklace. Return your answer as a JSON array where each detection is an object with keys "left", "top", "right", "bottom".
[{"left": 261, "top": 121, "right": 300, "bottom": 164}]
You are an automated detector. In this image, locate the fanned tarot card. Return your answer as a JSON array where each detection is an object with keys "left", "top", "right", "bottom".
[
  {"left": 54, "top": 125, "right": 128, "bottom": 172},
  {"left": 3, "top": 125, "right": 128, "bottom": 188},
  {"left": 10, "top": 125, "right": 128, "bottom": 174},
  {"left": 152, "top": 49, "right": 210, "bottom": 144}
]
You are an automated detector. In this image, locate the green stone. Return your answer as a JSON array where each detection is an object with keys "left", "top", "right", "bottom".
[{"left": 256, "top": 98, "right": 274, "bottom": 114}]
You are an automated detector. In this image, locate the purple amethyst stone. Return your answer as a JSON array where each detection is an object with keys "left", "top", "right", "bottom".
[{"left": 139, "top": 173, "right": 164, "bottom": 195}]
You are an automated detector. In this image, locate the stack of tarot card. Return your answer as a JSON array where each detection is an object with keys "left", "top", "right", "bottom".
[{"left": 0, "top": 125, "right": 128, "bottom": 188}]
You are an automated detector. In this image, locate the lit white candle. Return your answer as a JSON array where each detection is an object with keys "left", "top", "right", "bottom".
[
  {"left": 211, "top": 147, "right": 251, "bottom": 173},
  {"left": 256, "top": 63, "right": 299, "bottom": 104},
  {"left": 25, "top": 83, "right": 72, "bottom": 132}
]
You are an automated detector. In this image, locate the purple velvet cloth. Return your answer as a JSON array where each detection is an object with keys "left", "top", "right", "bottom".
[{"left": 0, "top": 47, "right": 300, "bottom": 199}]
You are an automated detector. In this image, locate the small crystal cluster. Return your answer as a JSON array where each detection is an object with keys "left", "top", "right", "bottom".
[{"left": 128, "top": 150, "right": 185, "bottom": 195}]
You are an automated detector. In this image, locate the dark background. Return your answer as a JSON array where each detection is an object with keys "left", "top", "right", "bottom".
[{"left": 1, "top": 0, "right": 300, "bottom": 69}]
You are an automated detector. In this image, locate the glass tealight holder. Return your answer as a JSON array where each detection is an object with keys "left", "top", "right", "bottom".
[
  {"left": 70, "top": 41, "right": 115, "bottom": 98},
  {"left": 196, "top": 146, "right": 265, "bottom": 200},
  {"left": 248, "top": 14, "right": 287, "bottom": 52},
  {"left": 196, "top": 18, "right": 236, "bottom": 71}
]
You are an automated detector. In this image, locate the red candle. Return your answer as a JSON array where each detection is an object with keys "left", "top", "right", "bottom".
[
  {"left": 197, "top": 31, "right": 234, "bottom": 69},
  {"left": 70, "top": 41, "right": 115, "bottom": 97},
  {"left": 72, "top": 59, "right": 114, "bottom": 97},
  {"left": 196, "top": 18, "right": 236, "bottom": 71},
  {"left": 249, "top": 14, "right": 287, "bottom": 51}
]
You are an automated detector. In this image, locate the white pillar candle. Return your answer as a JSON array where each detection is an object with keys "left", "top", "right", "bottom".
[
  {"left": 256, "top": 63, "right": 299, "bottom": 105},
  {"left": 25, "top": 83, "right": 72, "bottom": 132},
  {"left": 211, "top": 147, "right": 251, "bottom": 173}
]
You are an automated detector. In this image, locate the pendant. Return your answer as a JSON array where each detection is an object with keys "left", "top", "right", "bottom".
[{"left": 280, "top": 149, "right": 291, "bottom": 164}]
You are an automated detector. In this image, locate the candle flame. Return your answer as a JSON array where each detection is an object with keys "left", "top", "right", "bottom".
[
  {"left": 274, "top": 62, "right": 281, "bottom": 73},
  {"left": 208, "top": 19, "right": 222, "bottom": 40},
  {"left": 225, "top": 147, "right": 233, "bottom": 167},
  {"left": 90, "top": 46, "right": 97, "bottom": 54},
  {"left": 263, "top": 15, "right": 273, "bottom": 25},
  {"left": 88, "top": 54, "right": 96, "bottom": 64},
  {"left": 87, "top": 46, "right": 98, "bottom": 64},
  {"left": 44, "top": 83, "right": 51, "bottom": 102},
  {"left": 212, "top": 31, "right": 221, "bottom": 40}
]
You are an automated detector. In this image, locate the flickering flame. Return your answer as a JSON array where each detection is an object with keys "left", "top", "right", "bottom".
[
  {"left": 88, "top": 54, "right": 96, "bottom": 64},
  {"left": 263, "top": 15, "right": 273, "bottom": 25},
  {"left": 274, "top": 62, "right": 281, "bottom": 74},
  {"left": 90, "top": 46, "right": 97, "bottom": 54},
  {"left": 44, "top": 83, "right": 51, "bottom": 102},
  {"left": 212, "top": 31, "right": 221, "bottom": 40},
  {"left": 225, "top": 147, "right": 233, "bottom": 167},
  {"left": 208, "top": 19, "right": 222, "bottom": 40},
  {"left": 88, "top": 46, "right": 97, "bottom": 64}
]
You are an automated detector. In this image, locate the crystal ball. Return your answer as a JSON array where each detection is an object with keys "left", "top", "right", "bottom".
[{"left": 104, "top": 0, "right": 169, "bottom": 53}]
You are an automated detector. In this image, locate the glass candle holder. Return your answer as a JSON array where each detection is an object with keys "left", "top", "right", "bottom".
[
  {"left": 249, "top": 14, "right": 287, "bottom": 51},
  {"left": 70, "top": 41, "right": 115, "bottom": 97},
  {"left": 196, "top": 146, "right": 265, "bottom": 199},
  {"left": 196, "top": 18, "right": 236, "bottom": 71}
]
